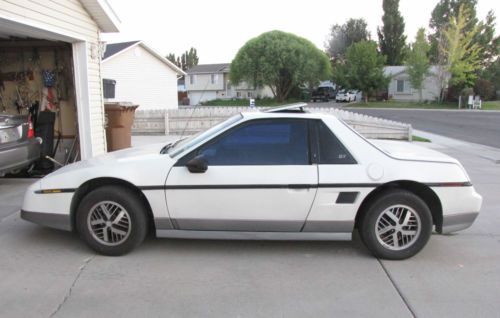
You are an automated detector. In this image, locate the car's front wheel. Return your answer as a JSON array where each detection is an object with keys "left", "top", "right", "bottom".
[
  {"left": 358, "top": 190, "right": 432, "bottom": 260},
  {"left": 76, "top": 186, "right": 148, "bottom": 256}
]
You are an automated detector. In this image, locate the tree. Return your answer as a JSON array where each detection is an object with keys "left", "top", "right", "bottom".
[
  {"left": 480, "top": 57, "right": 500, "bottom": 92},
  {"left": 230, "top": 31, "right": 332, "bottom": 102},
  {"left": 378, "top": 0, "right": 407, "bottom": 65},
  {"left": 428, "top": 0, "right": 478, "bottom": 63},
  {"left": 333, "top": 41, "right": 389, "bottom": 103},
  {"left": 325, "top": 19, "right": 370, "bottom": 61},
  {"left": 166, "top": 47, "right": 199, "bottom": 71},
  {"left": 405, "top": 28, "right": 431, "bottom": 102},
  {"left": 474, "top": 11, "right": 500, "bottom": 68},
  {"left": 441, "top": 5, "right": 481, "bottom": 88},
  {"left": 428, "top": 0, "right": 499, "bottom": 68}
]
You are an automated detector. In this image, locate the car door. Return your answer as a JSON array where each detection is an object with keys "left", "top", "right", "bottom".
[{"left": 165, "top": 118, "right": 318, "bottom": 232}]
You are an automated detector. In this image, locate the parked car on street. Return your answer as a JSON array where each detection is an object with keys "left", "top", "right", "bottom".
[
  {"left": 336, "top": 90, "right": 357, "bottom": 102},
  {"left": 312, "top": 86, "right": 336, "bottom": 102},
  {"left": 0, "top": 114, "right": 41, "bottom": 176},
  {"left": 21, "top": 104, "right": 482, "bottom": 259}
]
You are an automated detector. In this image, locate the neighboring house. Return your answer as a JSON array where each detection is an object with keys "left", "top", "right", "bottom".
[
  {"left": 102, "top": 41, "right": 185, "bottom": 110},
  {"left": 185, "top": 63, "right": 273, "bottom": 105},
  {"left": 385, "top": 66, "right": 446, "bottom": 102},
  {"left": 0, "top": 0, "right": 119, "bottom": 159}
]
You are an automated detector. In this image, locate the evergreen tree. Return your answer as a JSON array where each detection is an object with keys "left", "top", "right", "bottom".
[
  {"left": 326, "top": 19, "right": 370, "bottom": 61},
  {"left": 166, "top": 48, "right": 199, "bottom": 71},
  {"left": 377, "top": 0, "right": 407, "bottom": 65}
]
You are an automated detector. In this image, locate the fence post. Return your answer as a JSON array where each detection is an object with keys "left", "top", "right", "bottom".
[{"left": 164, "top": 110, "right": 169, "bottom": 135}]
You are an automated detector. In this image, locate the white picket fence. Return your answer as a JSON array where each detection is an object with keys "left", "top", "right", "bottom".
[{"left": 132, "top": 106, "right": 412, "bottom": 140}]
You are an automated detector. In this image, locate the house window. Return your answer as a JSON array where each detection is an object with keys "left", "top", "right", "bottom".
[
  {"left": 236, "top": 92, "right": 242, "bottom": 98},
  {"left": 189, "top": 75, "right": 196, "bottom": 85},
  {"left": 211, "top": 74, "right": 218, "bottom": 84},
  {"left": 396, "top": 80, "right": 405, "bottom": 93},
  {"left": 247, "top": 92, "right": 253, "bottom": 98}
]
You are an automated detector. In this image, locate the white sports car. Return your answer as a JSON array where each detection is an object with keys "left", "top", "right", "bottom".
[{"left": 21, "top": 104, "right": 482, "bottom": 259}]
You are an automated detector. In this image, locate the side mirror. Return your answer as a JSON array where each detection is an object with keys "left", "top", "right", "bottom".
[{"left": 186, "top": 155, "right": 208, "bottom": 173}]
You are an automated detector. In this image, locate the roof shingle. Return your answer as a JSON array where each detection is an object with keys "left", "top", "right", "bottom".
[
  {"left": 186, "top": 63, "right": 230, "bottom": 74},
  {"left": 103, "top": 41, "right": 140, "bottom": 60}
]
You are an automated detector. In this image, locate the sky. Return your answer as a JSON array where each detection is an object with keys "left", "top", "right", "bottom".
[{"left": 102, "top": 0, "right": 499, "bottom": 64}]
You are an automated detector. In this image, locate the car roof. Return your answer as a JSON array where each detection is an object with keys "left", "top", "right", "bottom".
[{"left": 240, "top": 103, "right": 338, "bottom": 121}]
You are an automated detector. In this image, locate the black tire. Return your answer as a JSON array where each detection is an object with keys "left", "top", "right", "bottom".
[
  {"left": 76, "top": 185, "right": 148, "bottom": 256},
  {"left": 313, "top": 99, "right": 316, "bottom": 102},
  {"left": 358, "top": 190, "right": 432, "bottom": 260}
]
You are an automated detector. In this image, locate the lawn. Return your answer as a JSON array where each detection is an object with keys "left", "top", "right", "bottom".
[
  {"left": 201, "top": 98, "right": 306, "bottom": 107},
  {"left": 412, "top": 135, "right": 431, "bottom": 142},
  {"left": 482, "top": 100, "right": 500, "bottom": 110},
  {"left": 346, "top": 100, "right": 458, "bottom": 109},
  {"left": 347, "top": 100, "right": 500, "bottom": 110}
]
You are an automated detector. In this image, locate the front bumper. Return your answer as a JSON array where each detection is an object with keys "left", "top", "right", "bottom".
[
  {"left": 434, "top": 185, "right": 482, "bottom": 234},
  {"left": 20, "top": 210, "right": 71, "bottom": 231}
]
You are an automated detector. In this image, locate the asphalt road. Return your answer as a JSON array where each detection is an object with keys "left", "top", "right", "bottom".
[
  {"left": 1, "top": 137, "right": 500, "bottom": 317},
  {"left": 345, "top": 107, "right": 500, "bottom": 148}
]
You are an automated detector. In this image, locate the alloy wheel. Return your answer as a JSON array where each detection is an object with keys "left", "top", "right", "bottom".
[
  {"left": 87, "top": 201, "right": 132, "bottom": 246},
  {"left": 375, "top": 205, "right": 421, "bottom": 251}
]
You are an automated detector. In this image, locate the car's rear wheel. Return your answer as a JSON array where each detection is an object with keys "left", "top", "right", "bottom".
[
  {"left": 76, "top": 186, "right": 148, "bottom": 256},
  {"left": 358, "top": 190, "right": 432, "bottom": 260}
]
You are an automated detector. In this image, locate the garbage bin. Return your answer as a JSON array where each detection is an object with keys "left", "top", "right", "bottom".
[{"left": 104, "top": 102, "right": 139, "bottom": 152}]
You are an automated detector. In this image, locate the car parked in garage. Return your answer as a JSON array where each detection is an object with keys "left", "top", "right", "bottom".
[
  {"left": 21, "top": 104, "right": 482, "bottom": 259},
  {"left": 0, "top": 114, "right": 41, "bottom": 176}
]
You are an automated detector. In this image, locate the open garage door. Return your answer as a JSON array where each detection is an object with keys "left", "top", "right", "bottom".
[{"left": 0, "top": 16, "right": 107, "bottom": 176}]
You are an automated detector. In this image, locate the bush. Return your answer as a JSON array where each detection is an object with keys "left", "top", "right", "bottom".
[{"left": 474, "top": 78, "right": 495, "bottom": 101}]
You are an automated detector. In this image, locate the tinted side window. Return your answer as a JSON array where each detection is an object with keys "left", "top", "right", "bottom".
[
  {"left": 198, "top": 120, "right": 309, "bottom": 165},
  {"left": 318, "top": 121, "right": 356, "bottom": 164}
]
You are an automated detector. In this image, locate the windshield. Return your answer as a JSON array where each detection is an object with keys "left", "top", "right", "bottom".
[{"left": 167, "top": 113, "right": 243, "bottom": 157}]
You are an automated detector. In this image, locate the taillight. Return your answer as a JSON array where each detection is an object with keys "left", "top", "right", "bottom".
[{"left": 27, "top": 115, "right": 35, "bottom": 139}]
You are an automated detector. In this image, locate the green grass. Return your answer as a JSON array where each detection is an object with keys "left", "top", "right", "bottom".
[
  {"left": 347, "top": 100, "right": 500, "bottom": 110},
  {"left": 482, "top": 100, "right": 500, "bottom": 110},
  {"left": 412, "top": 135, "right": 431, "bottom": 142},
  {"left": 201, "top": 98, "right": 306, "bottom": 107},
  {"left": 347, "top": 100, "right": 458, "bottom": 109}
]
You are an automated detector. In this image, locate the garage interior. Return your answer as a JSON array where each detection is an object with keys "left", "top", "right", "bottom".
[{"left": 0, "top": 37, "right": 80, "bottom": 174}]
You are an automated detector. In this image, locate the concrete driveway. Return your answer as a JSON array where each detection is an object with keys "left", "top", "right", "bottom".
[{"left": 1, "top": 136, "right": 499, "bottom": 318}]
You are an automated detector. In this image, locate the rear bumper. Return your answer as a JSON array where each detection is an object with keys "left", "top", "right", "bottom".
[
  {"left": 441, "top": 212, "right": 479, "bottom": 234},
  {"left": 20, "top": 210, "right": 71, "bottom": 231},
  {"left": 0, "top": 138, "right": 41, "bottom": 174}
]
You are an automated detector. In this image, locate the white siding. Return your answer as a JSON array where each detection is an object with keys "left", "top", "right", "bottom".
[
  {"left": 0, "top": 0, "right": 107, "bottom": 157},
  {"left": 388, "top": 75, "right": 441, "bottom": 102},
  {"left": 186, "top": 73, "right": 225, "bottom": 91},
  {"left": 188, "top": 91, "right": 217, "bottom": 106},
  {"left": 102, "top": 45, "right": 179, "bottom": 110}
]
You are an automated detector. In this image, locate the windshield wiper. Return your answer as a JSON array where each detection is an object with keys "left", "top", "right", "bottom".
[
  {"left": 160, "top": 143, "right": 173, "bottom": 154},
  {"left": 160, "top": 138, "right": 187, "bottom": 155}
]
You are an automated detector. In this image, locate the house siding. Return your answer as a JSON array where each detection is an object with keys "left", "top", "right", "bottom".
[
  {"left": 0, "top": 0, "right": 107, "bottom": 157},
  {"left": 186, "top": 73, "right": 225, "bottom": 91},
  {"left": 102, "top": 45, "right": 179, "bottom": 110},
  {"left": 186, "top": 71, "right": 274, "bottom": 105}
]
